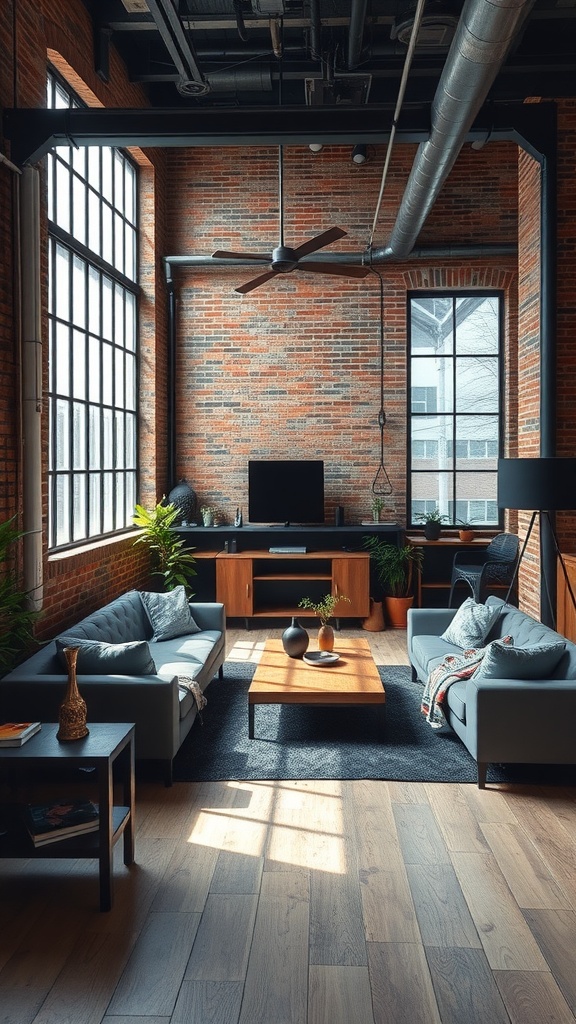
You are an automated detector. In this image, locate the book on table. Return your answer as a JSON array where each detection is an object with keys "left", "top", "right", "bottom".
[
  {"left": 0, "top": 721, "right": 41, "bottom": 746},
  {"left": 22, "top": 798, "right": 99, "bottom": 847}
]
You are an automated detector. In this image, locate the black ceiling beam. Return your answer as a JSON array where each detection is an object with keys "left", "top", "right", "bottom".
[{"left": 4, "top": 99, "right": 554, "bottom": 167}]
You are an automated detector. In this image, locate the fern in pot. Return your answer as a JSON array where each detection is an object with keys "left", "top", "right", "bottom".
[{"left": 363, "top": 536, "right": 423, "bottom": 628}]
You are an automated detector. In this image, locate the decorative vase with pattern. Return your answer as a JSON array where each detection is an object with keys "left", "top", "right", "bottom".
[
  {"left": 282, "top": 617, "right": 309, "bottom": 658},
  {"left": 168, "top": 478, "right": 198, "bottom": 525},
  {"left": 318, "top": 624, "right": 335, "bottom": 652},
  {"left": 57, "top": 646, "right": 89, "bottom": 742}
]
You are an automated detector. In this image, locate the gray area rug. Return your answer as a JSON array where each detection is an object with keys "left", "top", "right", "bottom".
[{"left": 172, "top": 661, "right": 570, "bottom": 785}]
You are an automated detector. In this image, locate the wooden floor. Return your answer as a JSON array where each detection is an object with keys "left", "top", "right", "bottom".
[{"left": 2, "top": 625, "right": 576, "bottom": 1024}]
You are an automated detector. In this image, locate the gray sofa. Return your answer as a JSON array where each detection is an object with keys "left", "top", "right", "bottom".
[
  {"left": 408, "top": 596, "right": 576, "bottom": 787},
  {"left": 0, "top": 589, "right": 226, "bottom": 784}
]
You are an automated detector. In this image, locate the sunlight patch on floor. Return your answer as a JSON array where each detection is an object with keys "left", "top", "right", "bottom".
[
  {"left": 227, "top": 638, "right": 266, "bottom": 662},
  {"left": 187, "top": 779, "right": 347, "bottom": 873}
]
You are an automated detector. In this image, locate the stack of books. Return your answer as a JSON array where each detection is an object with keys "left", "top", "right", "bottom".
[
  {"left": 23, "top": 798, "right": 99, "bottom": 847},
  {"left": 0, "top": 722, "right": 41, "bottom": 747}
]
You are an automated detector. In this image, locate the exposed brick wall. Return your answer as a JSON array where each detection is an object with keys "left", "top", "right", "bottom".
[{"left": 168, "top": 144, "right": 518, "bottom": 527}]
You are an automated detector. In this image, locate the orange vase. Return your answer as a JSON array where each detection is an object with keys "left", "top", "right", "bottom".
[{"left": 318, "top": 624, "right": 335, "bottom": 652}]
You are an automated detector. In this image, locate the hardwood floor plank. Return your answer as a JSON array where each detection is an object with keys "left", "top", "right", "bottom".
[
  {"left": 405, "top": 863, "right": 482, "bottom": 948},
  {"left": 171, "top": 980, "right": 244, "bottom": 1024},
  {"left": 308, "top": 965, "right": 375, "bottom": 1024},
  {"left": 462, "top": 783, "right": 520, "bottom": 824},
  {"left": 392, "top": 803, "right": 451, "bottom": 866},
  {"left": 450, "top": 851, "right": 549, "bottom": 970},
  {"left": 106, "top": 911, "right": 201, "bottom": 1017},
  {"left": 238, "top": 871, "right": 309, "bottom": 1024},
  {"left": 309, "top": 855, "right": 367, "bottom": 966},
  {"left": 210, "top": 849, "right": 264, "bottom": 894},
  {"left": 184, "top": 893, "right": 258, "bottom": 981},
  {"left": 150, "top": 838, "right": 218, "bottom": 912},
  {"left": 425, "top": 947, "right": 510, "bottom": 1024},
  {"left": 495, "top": 969, "right": 576, "bottom": 1024},
  {"left": 502, "top": 792, "right": 576, "bottom": 882},
  {"left": 522, "top": 908, "right": 576, "bottom": 1015},
  {"left": 480, "top": 821, "right": 569, "bottom": 910},
  {"left": 367, "top": 941, "right": 441, "bottom": 1024},
  {"left": 425, "top": 783, "right": 491, "bottom": 853}
]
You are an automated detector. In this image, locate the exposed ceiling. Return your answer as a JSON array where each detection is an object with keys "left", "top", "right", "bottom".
[{"left": 83, "top": 0, "right": 576, "bottom": 119}]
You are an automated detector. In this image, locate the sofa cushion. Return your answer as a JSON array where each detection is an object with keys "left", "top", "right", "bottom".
[
  {"left": 412, "top": 635, "right": 463, "bottom": 675},
  {"left": 474, "top": 637, "right": 567, "bottom": 680},
  {"left": 441, "top": 598, "right": 501, "bottom": 649},
  {"left": 445, "top": 679, "right": 467, "bottom": 724},
  {"left": 56, "top": 637, "right": 157, "bottom": 675},
  {"left": 140, "top": 586, "right": 200, "bottom": 641}
]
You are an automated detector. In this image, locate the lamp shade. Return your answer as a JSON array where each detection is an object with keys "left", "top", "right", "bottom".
[{"left": 498, "top": 458, "right": 576, "bottom": 511}]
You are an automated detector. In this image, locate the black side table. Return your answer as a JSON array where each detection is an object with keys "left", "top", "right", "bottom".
[{"left": 0, "top": 722, "right": 135, "bottom": 911}]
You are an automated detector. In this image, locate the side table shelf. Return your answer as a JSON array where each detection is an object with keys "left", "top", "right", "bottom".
[{"left": 0, "top": 722, "right": 135, "bottom": 911}]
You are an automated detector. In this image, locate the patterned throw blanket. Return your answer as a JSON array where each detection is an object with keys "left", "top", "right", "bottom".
[
  {"left": 421, "top": 637, "right": 512, "bottom": 729},
  {"left": 178, "top": 677, "right": 208, "bottom": 723}
]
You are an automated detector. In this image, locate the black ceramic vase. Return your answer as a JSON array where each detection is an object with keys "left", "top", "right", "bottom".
[
  {"left": 168, "top": 478, "right": 198, "bottom": 525},
  {"left": 282, "top": 617, "right": 309, "bottom": 658}
]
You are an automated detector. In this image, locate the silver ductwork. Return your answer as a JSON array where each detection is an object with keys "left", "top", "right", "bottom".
[{"left": 383, "top": 0, "right": 537, "bottom": 259}]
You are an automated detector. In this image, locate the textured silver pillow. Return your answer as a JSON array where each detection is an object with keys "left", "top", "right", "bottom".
[
  {"left": 139, "top": 586, "right": 200, "bottom": 641},
  {"left": 441, "top": 598, "right": 501, "bottom": 649},
  {"left": 474, "top": 638, "right": 566, "bottom": 679}
]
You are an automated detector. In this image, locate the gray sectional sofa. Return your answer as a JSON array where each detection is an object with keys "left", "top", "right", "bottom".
[
  {"left": 0, "top": 589, "right": 226, "bottom": 784},
  {"left": 408, "top": 596, "right": 576, "bottom": 787}
]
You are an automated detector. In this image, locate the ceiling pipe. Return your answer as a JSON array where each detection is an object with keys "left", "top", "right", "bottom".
[
  {"left": 381, "top": 0, "right": 538, "bottom": 259},
  {"left": 348, "top": 0, "right": 369, "bottom": 70},
  {"left": 146, "top": 0, "right": 209, "bottom": 96}
]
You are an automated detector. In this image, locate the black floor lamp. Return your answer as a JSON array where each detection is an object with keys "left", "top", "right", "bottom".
[{"left": 497, "top": 458, "right": 576, "bottom": 624}]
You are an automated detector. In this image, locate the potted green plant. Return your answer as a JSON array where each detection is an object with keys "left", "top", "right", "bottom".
[
  {"left": 457, "top": 518, "right": 475, "bottom": 543},
  {"left": 371, "top": 495, "right": 384, "bottom": 523},
  {"left": 0, "top": 516, "right": 39, "bottom": 675},
  {"left": 200, "top": 505, "right": 218, "bottom": 527},
  {"left": 298, "top": 592, "right": 351, "bottom": 652},
  {"left": 363, "top": 535, "right": 423, "bottom": 628},
  {"left": 414, "top": 508, "right": 448, "bottom": 540},
  {"left": 133, "top": 500, "right": 197, "bottom": 594}
]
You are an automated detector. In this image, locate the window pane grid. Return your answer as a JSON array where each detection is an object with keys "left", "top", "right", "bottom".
[
  {"left": 47, "top": 68, "right": 138, "bottom": 552},
  {"left": 408, "top": 292, "right": 502, "bottom": 529}
]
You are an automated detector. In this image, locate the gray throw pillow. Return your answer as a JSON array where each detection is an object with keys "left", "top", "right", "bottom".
[
  {"left": 56, "top": 637, "right": 157, "bottom": 675},
  {"left": 474, "top": 637, "right": 566, "bottom": 680},
  {"left": 139, "top": 586, "right": 200, "bottom": 641},
  {"left": 441, "top": 598, "right": 501, "bottom": 649}
]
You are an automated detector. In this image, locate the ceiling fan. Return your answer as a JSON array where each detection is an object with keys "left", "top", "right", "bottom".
[{"left": 212, "top": 146, "right": 371, "bottom": 294}]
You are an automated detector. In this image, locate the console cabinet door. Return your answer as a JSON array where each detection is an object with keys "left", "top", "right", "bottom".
[
  {"left": 332, "top": 555, "right": 370, "bottom": 618},
  {"left": 216, "top": 558, "right": 253, "bottom": 616}
]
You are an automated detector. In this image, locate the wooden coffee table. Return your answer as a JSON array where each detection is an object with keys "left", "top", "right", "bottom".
[{"left": 248, "top": 637, "right": 385, "bottom": 739}]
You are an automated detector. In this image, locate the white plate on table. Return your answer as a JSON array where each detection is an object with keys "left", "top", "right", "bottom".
[{"left": 303, "top": 651, "right": 340, "bottom": 666}]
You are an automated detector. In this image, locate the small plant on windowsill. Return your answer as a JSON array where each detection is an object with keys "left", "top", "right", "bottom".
[
  {"left": 298, "top": 593, "right": 351, "bottom": 652},
  {"left": 457, "top": 518, "right": 476, "bottom": 542},
  {"left": 414, "top": 508, "right": 449, "bottom": 540}
]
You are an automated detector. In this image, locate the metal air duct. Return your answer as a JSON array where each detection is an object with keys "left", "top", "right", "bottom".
[{"left": 383, "top": 0, "right": 537, "bottom": 258}]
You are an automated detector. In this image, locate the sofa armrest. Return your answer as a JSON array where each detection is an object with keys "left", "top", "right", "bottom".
[
  {"left": 407, "top": 607, "right": 458, "bottom": 652},
  {"left": 189, "top": 602, "right": 226, "bottom": 633}
]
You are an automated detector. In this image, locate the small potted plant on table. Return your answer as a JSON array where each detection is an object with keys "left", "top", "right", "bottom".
[
  {"left": 298, "top": 593, "right": 350, "bottom": 652},
  {"left": 414, "top": 508, "right": 448, "bottom": 541}
]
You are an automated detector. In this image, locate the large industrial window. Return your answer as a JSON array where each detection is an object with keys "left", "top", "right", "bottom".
[
  {"left": 47, "top": 71, "right": 138, "bottom": 550},
  {"left": 408, "top": 293, "right": 503, "bottom": 528}
]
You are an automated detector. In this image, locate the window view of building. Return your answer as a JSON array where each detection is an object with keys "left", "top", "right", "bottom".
[
  {"left": 46, "top": 70, "right": 138, "bottom": 550},
  {"left": 408, "top": 293, "right": 502, "bottom": 527}
]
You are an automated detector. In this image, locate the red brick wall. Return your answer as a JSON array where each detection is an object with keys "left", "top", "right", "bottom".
[
  {"left": 168, "top": 144, "right": 518, "bottom": 526},
  {"left": 556, "top": 99, "right": 576, "bottom": 559},
  {"left": 0, "top": 0, "right": 167, "bottom": 645}
]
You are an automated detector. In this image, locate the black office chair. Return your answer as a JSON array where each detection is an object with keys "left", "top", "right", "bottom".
[{"left": 448, "top": 533, "right": 520, "bottom": 607}]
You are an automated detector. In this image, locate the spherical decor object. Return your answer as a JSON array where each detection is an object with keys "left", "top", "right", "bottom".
[
  {"left": 168, "top": 478, "right": 198, "bottom": 524},
  {"left": 281, "top": 617, "right": 310, "bottom": 658}
]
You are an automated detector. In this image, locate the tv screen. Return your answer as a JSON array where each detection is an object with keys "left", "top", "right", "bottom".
[{"left": 248, "top": 460, "right": 325, "bottom": 525}]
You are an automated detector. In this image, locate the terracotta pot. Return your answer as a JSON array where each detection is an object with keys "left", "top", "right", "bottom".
[
  {"left": 362, "top": 599, "right": 385, "bottom": 632},
  {"left": 384, "top": 595, "right": 414, "bottom": 629},
  {"left": 459, "top": 530, "right": 474, "bottom": 542},
  {"left": 318, "top": 624, "right": 335, "bottom": 652}
]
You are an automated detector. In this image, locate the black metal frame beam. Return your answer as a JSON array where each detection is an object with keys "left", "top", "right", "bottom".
[{"left": 4, "top": 100, "right": 555, "bottom": 167}]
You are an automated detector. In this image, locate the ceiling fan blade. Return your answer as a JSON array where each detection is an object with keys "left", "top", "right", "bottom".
[
  {"left": 235, "top": 269, "right": 280, "bottom": 294},
  {"left": 296, "top": 262, "right": 371, "bottom": 279},
  {"left": 213, "top": 250, "right": 271, "bottom": 262},
  {"left": 293, "top": 227, "right": 347, "bottom": 260}
]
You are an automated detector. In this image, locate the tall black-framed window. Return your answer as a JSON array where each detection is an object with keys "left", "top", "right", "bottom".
[
  {"left": 46, "top": 70, "right": 139, "bottom": 550},
  {"left": 408, "top": 293, "right": 503, "bottom": 528}
]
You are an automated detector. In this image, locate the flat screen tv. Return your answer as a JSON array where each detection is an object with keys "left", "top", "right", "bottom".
[{"left": 248, "top": 460, "right": 325, "bottom": 525}]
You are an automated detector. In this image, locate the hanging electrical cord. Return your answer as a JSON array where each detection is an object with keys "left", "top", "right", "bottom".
[
  {"left": 367, "top": 0, "right": 427, "bottom": 250},
  {"left": 369, "top": 266, "right": 393, "bottom": 497}
]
